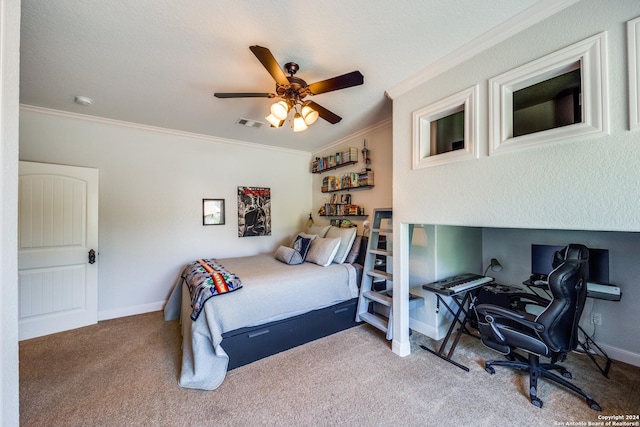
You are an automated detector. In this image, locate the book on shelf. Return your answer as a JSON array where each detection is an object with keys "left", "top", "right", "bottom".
[
  {"left": 358, "top": 169, "right": 374, "bottom": 186},
  {"left": 321, "top": 176, "right": 329, "bottom": 192},
  {"left": 349, "top": 147, "right": 358, "bottom": 162},
  {"left": 323, "top": 203, "right": 364, "bottom": 216},
  {"left": 328, "top": 176, "right": 340, "bottom": 191},
  {"left": 340, "top": 193, "right": 351, "bottom": 204},
  {"left": 311, "top": 147, "right": 359, "bottom": 173}
]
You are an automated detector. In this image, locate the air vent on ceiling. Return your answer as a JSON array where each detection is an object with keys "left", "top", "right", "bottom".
[{"left": 236, "top": 118, "right": 265, "bottom": 128}]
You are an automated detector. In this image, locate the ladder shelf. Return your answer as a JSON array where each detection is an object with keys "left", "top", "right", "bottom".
[{"left": 355, "top": 208, "right": 422, "bottom": 340}]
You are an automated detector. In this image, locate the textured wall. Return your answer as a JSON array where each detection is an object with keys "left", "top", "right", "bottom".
[{"left": 393, "top": 0, "right": 640, "bottom": 232}]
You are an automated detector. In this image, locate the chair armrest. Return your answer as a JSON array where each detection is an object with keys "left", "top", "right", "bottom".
[
  {"left": 507, "top": 292, "right": 550, "bottom": 307},
  {"left": 476, "top": 303, "right": 545, "bottom": 333}
]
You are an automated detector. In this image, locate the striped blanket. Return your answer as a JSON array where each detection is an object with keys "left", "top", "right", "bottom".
[{"left": 182, "top": 259, "right": 243, "bottom": 320}]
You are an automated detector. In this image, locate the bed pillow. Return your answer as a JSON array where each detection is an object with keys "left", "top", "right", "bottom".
[
  {"left": 305, "top": 224, "right": 331, "bottom": 238},
  {"left": 276, "top": 236, "right": 312, "bottom": 265},
  {"left": 345, "top": 235, "right": 362, "bottom": 264},
  {"left": 275, "top": 246, "right": 303, "bottom": 265},
  {"left": 305, "top": 237, "right": 341, "bottom": 267},
  {"left": 292, "top": 235, "right": 312, "bottom": 260},
  {"left": 325, "top": 226, "right": 358, "bottom": 264},
  {"left": 289, "top": 232, "right": 317, "bottom": 248}
]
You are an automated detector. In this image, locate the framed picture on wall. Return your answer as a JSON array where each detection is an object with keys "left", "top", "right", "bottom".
[
  {"left": 203, "top": 199, "right": 225, "bottom": 225},
  {"left": 237, "top": 186, "right": 271, "bottom": 237}
]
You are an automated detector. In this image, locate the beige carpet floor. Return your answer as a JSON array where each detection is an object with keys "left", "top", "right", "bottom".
[{"left": 19, "top": 311, "right": 640, "bottom": 426}]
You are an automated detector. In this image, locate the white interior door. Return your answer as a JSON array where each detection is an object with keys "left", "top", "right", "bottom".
[{"left": 18, "top": 161, "right": 99, "bottom": 340}]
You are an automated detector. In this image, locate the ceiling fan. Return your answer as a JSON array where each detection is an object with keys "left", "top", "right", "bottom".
[{"left": 214, "top": 45, "right": 364, "bottom": 132}]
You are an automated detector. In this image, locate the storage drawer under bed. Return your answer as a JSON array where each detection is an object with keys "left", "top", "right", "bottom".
[{"left": 221, "top": 298, "right": 359, "bottom": 370}]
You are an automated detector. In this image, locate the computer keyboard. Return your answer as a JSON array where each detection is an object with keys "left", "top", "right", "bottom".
[{"left": 422, "top": 273, "right": 493, "bottom": 296}]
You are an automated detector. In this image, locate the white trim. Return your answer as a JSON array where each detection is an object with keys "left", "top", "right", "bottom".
[
  {"left": 627, "top": 17, "right": 640, "bottom": 130},
  {"left": 385, "top": 0, "right": 580, "bottom": 100},
  {"left": 392, "top": 338, "right": 411, "bottom": 357},
  {"left": 1, "top": 0, "right": 22, "bottom": 423},
  {"left": 412, "top": 85, "right": 479, "bottom": 169},
  {"left": 595, "top": 342, "right": 640, "bottom": 368},
  {"left": 19, "top": 105, "right": 311, "bottom": 157},
  {"left": 408, "top": 317, "right": 451, "bottom": 342},
  {"left": 98, "top": 300, "right": 166, "bottom": 321},
  {"left": 489, "top": 32, "right": 609, "bottom": 155}
]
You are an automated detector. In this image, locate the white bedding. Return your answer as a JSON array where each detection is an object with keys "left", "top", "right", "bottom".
[{"left": 164, "top": 253, "right": 358, "bottom": 390}]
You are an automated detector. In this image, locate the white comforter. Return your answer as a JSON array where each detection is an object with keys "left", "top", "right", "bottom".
[{"left": 164, "top": 254, "right": 358, "bottom": 390}]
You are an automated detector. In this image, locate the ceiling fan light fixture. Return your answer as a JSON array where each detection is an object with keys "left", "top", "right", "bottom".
[
  {"left": 301, "top": 105, "right": 319, "bottom": 125},
  {"left": 292, "top": 113, "right": 308, "bottom": 132},
  {"left": 215, "top": 46, "right": 363, "bottom": 132},
  {"left": 265, "top": 113, "right": 284, "bottom": 128},
  {"left": 270, "top": 101, "right": 290, "bottom": 120}
]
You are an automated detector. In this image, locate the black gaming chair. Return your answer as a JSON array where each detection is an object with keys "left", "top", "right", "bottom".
[{"left": 475, "top": 244, "right": 601, "bottom": 410}]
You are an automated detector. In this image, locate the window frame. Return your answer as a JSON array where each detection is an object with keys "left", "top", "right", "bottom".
[
  {"left": 488, "top": 32, "right": 608, "bottom": 155},
  {"left": 628, "top": 17, "right": 640, "bottom": 130},
  {"left": 412, "top": 85, "right": 479, "bottom": 169}
]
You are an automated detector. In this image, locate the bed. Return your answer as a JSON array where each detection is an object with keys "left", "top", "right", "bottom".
[{"left": 164, "top": 226, "right": 366, "bottom": 390}]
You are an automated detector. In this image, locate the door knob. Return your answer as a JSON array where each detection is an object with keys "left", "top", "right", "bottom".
[{"left": 88, "top": 249, "right": 96, "bottom": 264}]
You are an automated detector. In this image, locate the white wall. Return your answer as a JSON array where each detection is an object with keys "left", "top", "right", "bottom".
[
  {"left": 19, "top": 108, "right": 312, "bottom": 318},
  {"left": 311, "top": 120, "right": 392, "bottom": 235},
  {"left": 1, "top": 0, "right": 21, "bottom": 424},
  {"left": 391, "top": 0, "right": 640, "bottom": 360},
  {"left": 393, "top": 0, "right": 640, "bottom": 231}
]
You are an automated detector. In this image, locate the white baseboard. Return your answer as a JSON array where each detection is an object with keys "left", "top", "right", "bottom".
[
  {"left": 392, "top": 338, "right": 411, "bottom": 357},
  {"left": 98, "top": 300, "right": 166, "bottom": 321},
  {"left": 596, "top": 342, "right": 640, "bottom": 368},
  {"left": 409, "top": 317, "right": 451, "bottom": 341}
]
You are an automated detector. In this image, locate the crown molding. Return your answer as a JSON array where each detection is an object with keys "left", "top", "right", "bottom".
[
  {"left": 385, "top": 0, "right": 581, "bottom": 100},
  {"left": 19, "top": 104, "right": 311, "bottom": 156},
  {"left": 312, "top": 118, "right": 392, "bottom": 155}
]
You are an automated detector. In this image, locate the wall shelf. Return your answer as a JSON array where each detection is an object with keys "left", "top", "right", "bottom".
[
  {"left": 312, "top": 160, "right": 357, "bottom": 174},
  {"left": 321, "top": 215, "right": 368, "bottom": 218},
  {"left": 322, "top": 184, "right": 374, "bottom": 194}
]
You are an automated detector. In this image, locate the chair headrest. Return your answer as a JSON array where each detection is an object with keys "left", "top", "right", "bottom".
[{"left": 552, "top": 244, "right": 589, "bottom": 269}]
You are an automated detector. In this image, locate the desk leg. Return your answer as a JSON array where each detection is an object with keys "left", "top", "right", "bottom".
[
  {"left": 420, "top": 292, "right": 473, "bottom": 372},
  {"left": 577, "top": 326, "right": 612, "bottom": 378}
]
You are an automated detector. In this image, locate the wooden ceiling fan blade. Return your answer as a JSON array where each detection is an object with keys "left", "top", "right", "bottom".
[
  {"left": 214, "top": 92, "right": 273, "bottom": 98},
  {"left": 307, "top": 101, "right": 342, "bottom": 124},
  {"left": 307, "top": 71, "right": 364, "bottom": 95},
  {"left": 249, "top": 45, "right": 289, "bottom": 86}
]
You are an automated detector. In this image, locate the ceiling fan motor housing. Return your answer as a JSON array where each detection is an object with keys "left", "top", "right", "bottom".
[{"left": 284, "top": 62, "right": 299, "bottom": 75}]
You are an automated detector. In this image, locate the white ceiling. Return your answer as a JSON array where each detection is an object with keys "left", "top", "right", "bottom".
[{"left": 20, "top": 0, "right": 542, "bottom": 153}]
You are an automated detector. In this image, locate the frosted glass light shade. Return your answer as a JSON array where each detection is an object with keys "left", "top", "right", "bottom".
[
  {"left": 270, "top": 101, "right": 290, "bottom": 120},
  {"left": 265, "top": 114, "right": 284, "bottom": 127},
  {"left": 301, "top": 105, "right": 319, "bottom": 125},
  {"left": 292, "top": 113, "right": 308, "bottom": 132}
]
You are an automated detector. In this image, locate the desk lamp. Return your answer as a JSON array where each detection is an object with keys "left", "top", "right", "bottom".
[{"left": 484, "top": 258, "right": 503, "bottom": 276}]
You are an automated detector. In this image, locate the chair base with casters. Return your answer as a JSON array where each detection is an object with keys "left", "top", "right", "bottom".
[{"left": 484, "top": 350, "right": 602, "bottom": 410}]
